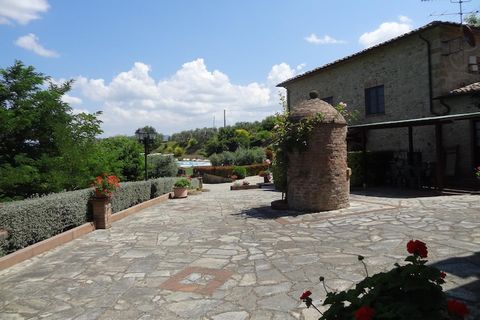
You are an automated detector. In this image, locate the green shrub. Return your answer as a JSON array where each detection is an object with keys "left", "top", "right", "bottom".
[
  {"left": 174, "top": 146, "right": 185, "bottom": 157},
  {"left": 0, "top": 188, "right": 93, "bottom": 254},
  {"left": 189, "top": 177, "right": 200, "bottom": 189},
  {"left": 0, "top": 177, "right": 200, "bottom": 255},
  {"left": 194, "top": 164, "right": 268, "bottom": 178},
  {"left": 232, "top": 166, "right": 247, "bottom": 179},
  {"left": 151, "top": 177, "right": 175, "bottom": 198},
  {"left": 148, "top": 154, "right": 178, "bottom": 178},
  {"left": 174, "top": 178, "right": 191, "bottom": 188},
  {"left": 209, "top": 147, "right": 265, "bottom": 166},
  {"left": 235, "top": 147, "right": 265, "bottom": 165},
  {"left": 111, "top": 181, "right": 152, "bottom": 213},
  {"left": 244, "top": 164, "right": 269, "bottom": 176},
  {"left": 272, "top": 149, "right": 287, "bottom": 192},
  {"left": 202, "top": 173, "right": 233, "bottom": 184}
]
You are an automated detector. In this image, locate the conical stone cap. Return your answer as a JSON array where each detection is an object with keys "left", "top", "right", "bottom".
[{"left": 289, "top": 91, "right": 346, "bottom": 124}]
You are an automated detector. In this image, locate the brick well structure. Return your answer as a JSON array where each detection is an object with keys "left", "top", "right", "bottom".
[{"left": 287, "top": 91, "right": 350, "bottom": 212}]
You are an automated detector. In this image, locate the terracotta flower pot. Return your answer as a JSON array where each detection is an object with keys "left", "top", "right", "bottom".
[
  {"left": 91, "top": 196, "right": 112, "bottom": 229},
  {"left": 173, "top": 187, "right": 188, "bottom": 198},
  {"left": 94, "top": 189, "right": 110, "bottom": 199}
]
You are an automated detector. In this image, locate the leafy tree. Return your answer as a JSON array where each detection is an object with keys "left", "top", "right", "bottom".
[
  {"left": 260, "top": 116, "right": 276, "bottom": 131},
  {"left": 0, "top": 61, "right": 103, "bottom": 200},
  {"left": 173, "top": 146, "right": 185, "bottom": 157},
  {"left": 251, "top": 130, "right": 273, "bottom": 147},
  {"left": 465, "top": 13, "right": 480, "bottom": 27},
  {"left": 147, "top": 154, "right": 178, "bottom": 178},
  {"left": 205, "top": 136, "right": 226, "bottom": 156},
  {"left": 234, "top": 129, "right": 251, "bottom": 148},
  {"left": 96, "top": 136, "right": 144, "bottom": 181}
]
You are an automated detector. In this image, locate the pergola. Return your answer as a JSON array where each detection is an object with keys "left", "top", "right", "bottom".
[{"left": 348, "top": 111, "right": 480, "bottom": 189}]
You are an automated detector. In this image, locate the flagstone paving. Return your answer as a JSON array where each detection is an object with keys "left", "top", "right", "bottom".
[{"left": 0, "top": 177, "right": 479, "bottom": 319}]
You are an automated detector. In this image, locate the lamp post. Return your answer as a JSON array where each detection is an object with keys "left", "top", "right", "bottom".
[{"left": 135, "top": 129, "right": 157, "bottom": 180}]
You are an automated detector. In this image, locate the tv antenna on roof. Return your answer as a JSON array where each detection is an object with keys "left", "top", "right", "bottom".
[{"left": 422, "top": 0, "right": 478, "bottom": 24}]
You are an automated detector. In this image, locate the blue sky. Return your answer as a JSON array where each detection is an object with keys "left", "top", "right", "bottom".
[{"left": 1, "top": 0, "right": 478, "bottom": 136}]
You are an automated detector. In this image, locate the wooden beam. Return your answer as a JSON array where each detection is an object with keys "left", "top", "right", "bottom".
[
  {"left": 435, "top": 124, "right": 444, "bottom": 190},
  {"left": 408, "top": 126, "right": 414, "bottom": 165},
  {"left": 362, "top": 129, "right": 367, "bottom": 189}
]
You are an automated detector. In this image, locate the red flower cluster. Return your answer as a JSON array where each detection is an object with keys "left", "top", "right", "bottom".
[
  {"left": 355, "top": 306, "right": 375, "bottom": 320},
  {"left": 92, "top": 173, "right": 120, "bottom": 197},
  {"left": 440, "top": 271, "right": 446, "bottom": 279},
  {"left": 447, "top": 299, "right": 469, "bottom": 318},
  {"left": 407, "top": 239, "right": 428, "bottom": 258},
  {"left": 299, "top": 290, "right": 312, "bottom": 300}
]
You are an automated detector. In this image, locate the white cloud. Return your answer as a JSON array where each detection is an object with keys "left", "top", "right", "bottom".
[
  {"left": 62, "top": 94, "right": 82, "bottom": 105},
  {"left": 0, "top": 0, "right": 49, "bottom": 25},
  {"left": 71, "top": 108, "right": 89, "bottom": 115},
  {"left": 73, "top": 59, "right": 295, "bottom": 136},
  {"left": 399, "top": 15, "right": 412, "bottom": 24},
  {"left": 359, "top": 16, "right": 413, "bottom": 48},
  {"left": 15, "top": 33, "right": 59, "bottom": 57},
  {"left": 267, "top": 62, "right": 296, "bottom": 86},
  {"left": 305, "top": 33, "right": 346, "bottom": 45},
  {"left": 296, "top": 63, "right": 307, "bottom": 71}
]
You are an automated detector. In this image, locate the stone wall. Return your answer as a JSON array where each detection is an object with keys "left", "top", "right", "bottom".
[
  {"left": 284, "top": 24, "right": 480, "bottom": 181},
  {"left": 287, "top": 125, "right": 349, "bottom": 212}
]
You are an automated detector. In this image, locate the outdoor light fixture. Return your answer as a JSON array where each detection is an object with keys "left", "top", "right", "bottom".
[{"left": 135, "top": 129, "right": 157, "bottom": 180}]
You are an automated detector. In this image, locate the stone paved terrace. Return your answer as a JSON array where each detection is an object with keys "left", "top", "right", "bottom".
[{"left": 0, "top": 177, "right": 479, "bottom": 320}]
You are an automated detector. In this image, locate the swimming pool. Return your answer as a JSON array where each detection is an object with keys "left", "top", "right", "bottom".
[{"left": 177, "top": 160, "right": 211, "bottom": 167}]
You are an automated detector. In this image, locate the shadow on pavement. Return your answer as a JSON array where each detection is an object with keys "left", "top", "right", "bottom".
[
  {"left": 232, "top": 205, "right": 304, "bottom": 220},
  {"left": 430, "top": 252, "right": 480, "bottom": 304},
  {"left": 351, "top": 187, "right": 442, "bottom": 199}
]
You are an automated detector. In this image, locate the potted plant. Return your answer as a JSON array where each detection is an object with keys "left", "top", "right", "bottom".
[
  {"left": 232, "top": 166, "right": 247, "bottom": 179},
  {"left": 92, "top": 173, "right": 120, "bottom": 198},
  {"left": 259, "top": 170, "right": 272, "bottom": 183},
  {"left": 91, "top": 173, "right": 120, "bottom": 229},
  {"left": 173, "top": 178, "right": 191, "bottom": 198},
  {"left": 475, "top": 166, "right": 480, "bottom": 180},
  {"left": 300, "top": 240, "right": 470, "bottom": 320}
]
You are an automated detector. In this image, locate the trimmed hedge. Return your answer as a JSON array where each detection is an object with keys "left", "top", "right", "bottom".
[
  {"left": 0, "top": 188, "right": 93, "bottom": 254},
  {"left": 194, "top": 164, "right": 268, "bottom": 178},
  {"left": 111, "top": 181, "right": 152, "bottom": 213},
  {"left": 0, "top": 177, "right": 199, "bottom": 256},
  {"left": 202, "top": 173, "right": 233, "bottom": 184}
]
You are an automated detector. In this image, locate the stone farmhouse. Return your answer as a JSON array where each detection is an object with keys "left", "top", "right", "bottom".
[{"left": 278, "top": 21, "right": 480, "bottom": 189}]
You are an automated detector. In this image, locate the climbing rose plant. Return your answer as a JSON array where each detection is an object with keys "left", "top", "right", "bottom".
[
  {"left": 300, "top": 240, "right": 469, "bottom": 320},
  {"left": 271, "top": 99, "right": 357, "bottom": 195}
]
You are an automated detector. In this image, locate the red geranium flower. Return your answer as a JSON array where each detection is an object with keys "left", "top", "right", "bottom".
[
  {"left": 355, "top": 306, "right": 375, "bottom": 320},
  {"left": 447, "top": 299, "right": 469, "bottom": 318},
  {"left": 440, "top": 271, "right": 446, "bottom": 279},
  {"left": 299, "top": 290, "right": 312, "bottom": 300},
  {"left": 406, "top": 239, "right": 428, "bottom": 258}
]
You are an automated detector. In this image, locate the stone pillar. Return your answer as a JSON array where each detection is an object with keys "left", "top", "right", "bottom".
[
  {"left": 287, "top": 92, "right": 350, "bottom": 212},
  {"left": 91, "top": 197, "right": 112, "bottom": 229}
]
